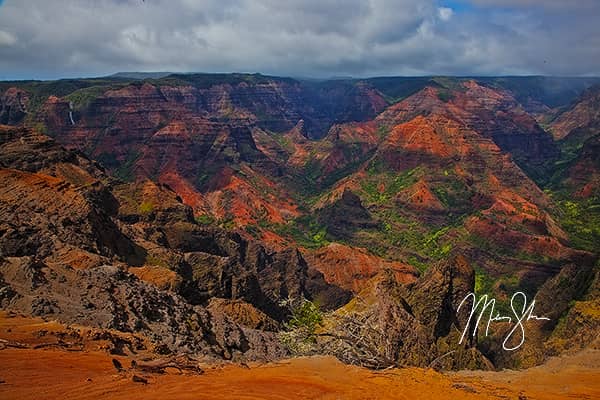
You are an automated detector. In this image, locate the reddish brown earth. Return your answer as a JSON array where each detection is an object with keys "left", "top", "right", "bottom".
[
  {"left": 303, "top": 243, "right": 418, "bottom": 293},
  {"left": 310, "top": 83, "right": 577, "bottom": 272},
  {"left": 550, "top": 85, "right": 600, "bottom": 140},
  {"left": 375, "top": 80, "right": 558, "bottom": 170},
  {"left": 202, "top": 166, "right": 300, "bottom": 225},
  {"left": 396, "top": 178, "right": 446, "bottom": 212},
  {"left": 129, "top": 265, "right": 182, "bottom": 291},
  {"left": 548, "top": 85, "right": 600, "bottom": 198},
  {"left": 23, "top": 77, "right": 387, "bottom": 227},
  {"left": 567, "top": 135, "right": 600, "bottom": 198},
  {"left": 1, "top": 78, "right": 598, "bottom": 376},
  {"left": 1, "top": 313, "right": 598, "bottom": 400}
]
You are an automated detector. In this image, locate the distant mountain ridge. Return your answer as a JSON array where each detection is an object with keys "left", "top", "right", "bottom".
[{"left": 109, "top": 72, "right": 175, "bottom": 80}]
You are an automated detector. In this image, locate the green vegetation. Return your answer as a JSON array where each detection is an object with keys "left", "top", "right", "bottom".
[
  {"left": 279, "top": 299, "right": 324, "bottom": 354},
  {"left": 476, "top": 76, "right": 600, "bottom": 109},
  {"left": 432, "top": 77, "right": 468, "bottom": 92},
  {"left": 468, "top": 230, "right": 557, "bottom": 266},
  {"left": 150, "top": 72, "right": 297, "bottom": 89},
  {"left": 244, "top": 224, "right": 261, "bottom": 239},
  {"left": 114, "top": 150, "right": 141, "bottom": 182},
  {"left": 431, "top": 178, "right": 473, "bottom": 213},
  {"left": 95, "top": 152, "right": 119, "bottom": 169},
  {"left": 273, "top": 133, "right": 294, "bottom": 153},
  {"left": 65, "top": 85, "right": 110, "bottom": 111},
  {"left": 270, "top": 215, "right": 329, "bottom": 249},
  {"left": 468, "top": 232, "right": 513, "bottom": 258},
  {"left": 341, "top": 167, "right": 475, "bottom": 267},
  {"left": 0, "top": 78, "right": 128, "bottom": 122},
  {"left": 473, "top": 265, "right": 521, "bottom": 315},
  {"left": 195, "top": 214, "right": 215, "bottom": 225},
  {"left": 474, "top": 264, "right": 494, "bottom": 295},
  {"left": 145, "top": 254, "right": 168, "bottom": 268},
  {"left": 365, "top": 159, "right": 384, "bottom": 176},
  {"left": 361, "top": 167, "right": 420, "bottom": 204},
  {"left": 437, "top": 89, "right": 454, "bottom": 103},
  {"left": 376, "top": 125, "right": 390, "bottom": 140},
  {"left": 285, "top": 300, "right": 323, "bottom": 333},
  {"left": 553, "top": 195, "right": 600, "bottom": 252},
  {"left": 408, "top": 256, "right": 428, "bottom": 273},
  {"left": 138, "top": 201, "right": 154, "bottom": 214},
  {"left": 33, "top": 122, "right": 48, "bottom": 135},
  {"left": 302, "top": 153, "right": 322, "bottom": 184},
  {"left": 218, "top": 217, "right": 237, "bottom": 230},
  {"left": 365, "top": 210, "right": 458, "bottom": 265},
  {"left": 401, "top": 225, "right": 454, "bottom": 261}
]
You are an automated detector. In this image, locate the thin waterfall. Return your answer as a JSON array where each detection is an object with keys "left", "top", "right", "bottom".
[{"left": 68, "top": 102, "right": 75, "bottom": 125}]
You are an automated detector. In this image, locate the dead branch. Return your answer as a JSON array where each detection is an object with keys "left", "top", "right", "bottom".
[
  {"left": 33, "top": 341, "right": 83, "bottom": 351},
  {"left": 0, "top": 338, "right": 29, "bottom": 349},
  {"left": 131, "top": 355, "right": 204, "bottom": 375}
]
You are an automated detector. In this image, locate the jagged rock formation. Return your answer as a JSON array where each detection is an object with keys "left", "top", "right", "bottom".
[
  {"left": 0, "top": 88, "right": 29, "bottom": 125},
  {"left": 480, "top": 262, "right": 599, "bottom": 369},
  {"left": 0, "top": 74, "right": 598, "bottom": 371},
  {"left": 549, "top": 85, "right": 600, "bottom": 198},
  {"left": 316, "top": 189, "right": 380, "bottom": 240},
  {"left": 302, "top": 243, "right": 418, "bottom": 293},
  {"left": 551, "top": 84, "right": 600, "bottom": 141},
  {"left": 0, "top": 257, "right": 285, "bottom": 361},
  {"left": 319, "top": 255, "right": 493, "bottom": 370},
  {"left": 0, "top": 125, "right": 344, "bottom": 361},
  {"left": 297, "top": 82, "right": 593, "bottom": 301}
]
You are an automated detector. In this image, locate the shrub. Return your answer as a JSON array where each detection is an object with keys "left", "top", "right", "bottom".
[
  {"left": 139, "top": 201, "right": 154, "bottom": 214},
  {"left": 278, "top": 298, "right": 323, "bottom": 354},
  {"left": 286, "top": 299, "right": 323, "bottom": 333},
  {"left": 195, "top": 214, "right": 214, "bottom": 225}
]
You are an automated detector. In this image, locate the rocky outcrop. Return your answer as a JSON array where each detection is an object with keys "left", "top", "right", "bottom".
[
  {"left": 319, "top": 255, "right": 492, "bottom": 370},
  {"left": 164, "top": 223, "right": 309, "bottom": 319},
  {"left": 303, "top": 243, "right": 418, "bottom": 293},
  {"left": 207, "top": 298, "right": 280, "bottom": 332},
  {"left": 480, "top": 263, "right": 599, "bottom": 369},
  {"left": 0, "top": 75, "right": 390, "bottom": 228},
  {"left": 0, "top": 88, "right": 29, "bottom": 125},
  {"left": 316, "top": 189, "right": 379, "bottom": 240},
  {"left": 405, "top": 255, "right": 474, "bottom": 339},
  {"left": 548, "top": 85, "right": 600, "bottom": 198},
  {"left": 0, "top": 124, "right": 342, "bottom": 361},
  {"left": 376, "top": 81, "right": 559, "bottom": 177},
  {"left": 0, "top": 76, "right": 597, "bottom": 372},
  {"left": 545, "top": 266, "right": 600, "bottom": 355},
  {"left": 308, "top": 89, "right": 579, "bottom": 296},
  {"left": 0, "top": 256, "right": 286, "bottom": 361},
  {"left": 0, "top": 168, "right": 143, "bottom": 264},
  {"left": 550, "top": 84, "right": 600, "bottom": 141},
  {"left": 567, "top": 134, "right": 600, "bottom": 198},
  {"left": 26, "top": 77, "right": 387, "bottom": 156},
  {"left": 110, "top": 171, "right": 347, "bottom": 318},
  {"left": 0, "top": 126, "right": 144, "bottom": 266},
  {"left": 535, "top": 264, "right": 597, "bottom": 330}
]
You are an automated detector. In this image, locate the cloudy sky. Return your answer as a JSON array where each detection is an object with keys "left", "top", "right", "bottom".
[{"left": 0, "top": 0, "right": 598, "bottom": 80}]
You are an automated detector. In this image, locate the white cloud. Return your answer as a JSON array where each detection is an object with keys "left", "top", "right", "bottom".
[
  {"left": 0, "top": 30, "right": 16, "bottom": 46},
  {"left": 0, "top": 0, "right": 597, "bottom": 79},
  {"left": 438, "top": 7, "right": 453, "bottom": 21}
]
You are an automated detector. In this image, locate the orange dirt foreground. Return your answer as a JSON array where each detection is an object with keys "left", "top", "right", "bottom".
[{"left": 0, "top": 313, "right": 599, "bottom": 400}]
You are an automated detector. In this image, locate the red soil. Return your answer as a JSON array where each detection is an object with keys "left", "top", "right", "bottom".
[
  {"left": 1, "top": 313, "right": 598, "bottom": 400},
  {"left": 303, "top": 243, "right": 418, "bottom": 293}
]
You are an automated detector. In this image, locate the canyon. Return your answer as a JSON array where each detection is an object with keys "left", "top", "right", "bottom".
[{"left": 0, "top": 74, "right": 599, "bottom": 397}]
